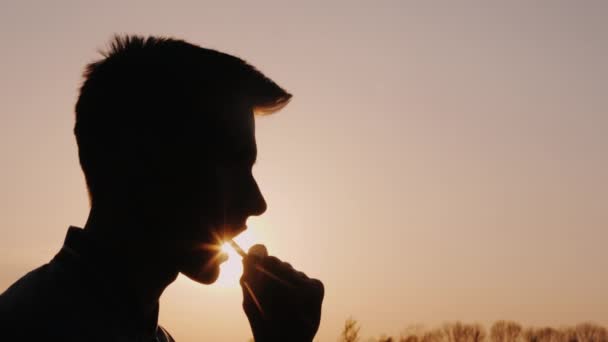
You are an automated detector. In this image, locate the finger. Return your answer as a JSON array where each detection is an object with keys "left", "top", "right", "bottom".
[
  {"left": 310, "top": 278, "right": 325, "bottom": 299},
  {"left": 240, "top": 279, "right": 265, "bottom": 318},
  {"left": 262, "top": 256, "right": 282, "bottom": 269},
  {"left": 256, "top": 256, "right": 299, "bottom": 286},
  {"left": 241, "top": 244, "right": 268, "bottom": 281},
  {"left": 254, "top": 263, "right": 294, "bottom": 288},
  {"left": 241, "top": 260, "right": 265, "bottom": 285},
  {"left": 248, "top": 244, "right": 268, "bottom": 258},
  {"left": 256, "top": 257, "right": 312, "bottom": 287}
]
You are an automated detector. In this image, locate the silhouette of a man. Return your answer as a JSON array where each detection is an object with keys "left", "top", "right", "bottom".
[{"left": 0, "top": 35, "right": 324, "bottom": 341}]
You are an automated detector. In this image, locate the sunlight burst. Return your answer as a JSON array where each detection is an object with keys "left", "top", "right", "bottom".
[
  {"left": 214, "top": 228, "right": 258, "bottom": 287},
  {"left": 220, "top": 242, "right": 232, "bottom": 255}
]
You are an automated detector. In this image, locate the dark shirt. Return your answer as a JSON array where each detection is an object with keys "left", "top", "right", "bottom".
[{"left": 0, "top": 226, "right": 175, "bottom": 341}]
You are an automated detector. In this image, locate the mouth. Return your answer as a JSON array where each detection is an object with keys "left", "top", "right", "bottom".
[
  {"left": 217, "top": 250, "right": 229, "bottom": 263},
  {"left": 220, "top": 222, "right": 248, "bottom": 242},
  {"left": 208, "top": 223, "right": 247, "bottom": 260}
]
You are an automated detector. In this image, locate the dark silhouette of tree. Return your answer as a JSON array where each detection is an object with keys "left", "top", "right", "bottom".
[
  {"left": 561, "top": 327, "right": 579, "bottom": 342},
  {"left": 443, "top": 322, "right": 486, "bottom": 342},
  {"left": 491, "top": 321, "right": 523, "bottom": 342},
  {"left": 377, "top": 336, "right": 394, "bottom": 342},
  {"left": 573, "top": 323, "right": 608, "bottom": 342},
  {"left": 341, "top": 318, "right": 607, "bottom": 342},
  {"left": 340, "top": 318, "right": 361, "bottom": 342},
  {"left": 401, "top": 336, "right": 420, "bottom": 342},
  {"left": 419, "top": 329, "right": 446, "bottom": 342},
  {"left": 399, "top": 327, "right": 445, "bottom": 342}
]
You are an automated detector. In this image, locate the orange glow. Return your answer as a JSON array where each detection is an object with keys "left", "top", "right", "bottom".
[
  {"left": 220, "top": 242, "right": 231, "bottom": 255},
  {"left": 3, "top": 4, "right": 608, "bottom": 341},
  {"left": 214, "top": 228, "right": 259, "bottom": 287}
]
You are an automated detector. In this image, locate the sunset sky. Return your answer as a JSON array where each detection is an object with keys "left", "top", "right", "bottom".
[{"left": 1, "top": 1, "right": 607, "bottom": 341}]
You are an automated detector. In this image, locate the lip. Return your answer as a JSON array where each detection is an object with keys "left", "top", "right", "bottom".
[
  {"left": 221, "top": 223, "right": 247, "bottom": 241},
  {"left": 218, "top": 251, "right": 229, "bottom": 263}
]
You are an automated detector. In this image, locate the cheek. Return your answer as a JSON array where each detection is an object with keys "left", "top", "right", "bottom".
[{"left": 177, "top": 166, "right": 247, "bottom": 226}]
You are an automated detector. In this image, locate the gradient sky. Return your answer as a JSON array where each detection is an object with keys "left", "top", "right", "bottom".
[{"left": 1, "top": 1, "right": 607, "bottom": 341}]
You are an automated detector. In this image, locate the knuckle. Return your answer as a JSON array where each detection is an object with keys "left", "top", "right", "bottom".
[
  {"left": 312, "top": 279, "right": 324, "bottom": 296},
  {"left": 248, "top": 244, "right": 268, "bottom": 257},
  {"left": 242, "top": 301, "right": 254, "bottom": 314},
  {"left": 263, "top": 256, "right": 280, "bottom": 268}
]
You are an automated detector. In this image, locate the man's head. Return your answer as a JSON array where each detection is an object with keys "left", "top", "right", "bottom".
[{"left": 74, "top": 35, "right": 291, "bottom": 283}]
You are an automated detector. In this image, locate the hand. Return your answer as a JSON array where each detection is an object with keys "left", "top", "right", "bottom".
[{"left": 240, "top": 244, "right": 324, "bottom": 342}]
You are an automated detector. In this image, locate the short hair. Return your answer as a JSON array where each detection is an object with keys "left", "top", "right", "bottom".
[{"left": 74, "top": 35, "right": 291, "bottom": 205}]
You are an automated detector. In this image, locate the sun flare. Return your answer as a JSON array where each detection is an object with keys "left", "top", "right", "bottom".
[
  {"left": 214, "top": 228, "right": 258, "bottom": 287},
  {"left": 220, "top": 242, "right": 232, "bottom": 255}
]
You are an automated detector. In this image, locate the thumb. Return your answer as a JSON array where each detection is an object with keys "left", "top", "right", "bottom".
[
  {"left": 241, "top": 244, "right": 268, "bottom": 281},
  {"left": 248, "top": 244, "right": 268, "bottom": 258}
]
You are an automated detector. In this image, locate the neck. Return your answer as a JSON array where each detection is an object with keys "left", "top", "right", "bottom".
[{"left": 83, "top": 204, "right": 179, "bottom": 317}]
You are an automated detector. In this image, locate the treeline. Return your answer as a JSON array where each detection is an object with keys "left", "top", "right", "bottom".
[{"left": 339, "top": 319, "right": 608, "bottom": 342}]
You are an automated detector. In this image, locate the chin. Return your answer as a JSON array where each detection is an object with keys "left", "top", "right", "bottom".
[
  {"left": 182, "top": 266, "right": 220, "bottom": 284},
  {"left": 179, "top": 249, "right": 222, "bottom": 284}
]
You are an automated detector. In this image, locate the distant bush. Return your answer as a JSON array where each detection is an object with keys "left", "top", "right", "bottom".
[
  {"left": 338, "top": 319, "right": 608, "bottom": 342},
  {"left": 340, "top": 317, "right": 361, "bottom": 342}
]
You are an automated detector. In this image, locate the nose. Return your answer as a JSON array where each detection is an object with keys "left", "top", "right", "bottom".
[{"left": 250, "top": 179, "right": 267, "bottom": 217}]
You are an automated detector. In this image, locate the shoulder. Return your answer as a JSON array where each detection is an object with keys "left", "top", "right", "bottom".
[
  {"left": 0, "top": 263, "right": 56, "bottom": 313},
  {"left": 0, "top": 260, "right": 91, "bottom": 336}
]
